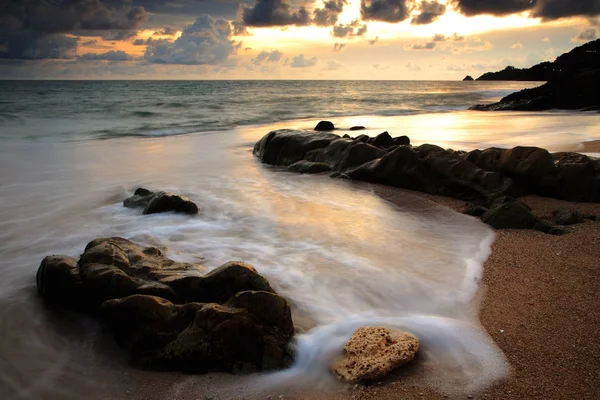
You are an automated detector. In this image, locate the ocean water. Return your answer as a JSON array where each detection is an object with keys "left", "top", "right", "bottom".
[{"left": 0, "top": 81, "right": 598, "bottom": 399}]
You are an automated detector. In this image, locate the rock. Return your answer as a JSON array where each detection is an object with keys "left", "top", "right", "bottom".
[
  {"left": 342, "top": 134, "right": 351, "bottom": 138},
  {"left": 480, "top": 201, "right": 537, "bottom": 230},
  {"left": 354, "top": 134, "right": 370, "bottom": 143},
  {"left": 369, "top": 131, "right": 394, "bottom": 147},
  {"left": 101, "top": 290, "right": 294, "bottom": 372},
  {"left": 37, "top": 237, "right": 294, "bottom": 373},
  {"left": 287, "top": 160, "right": 331, "bottom": 174},
  {"left": 464, "top": 148, "right": 506, "bottom": 172},
  {"left": 463, "top": 75, "right": 474, "bottom": 81},
  {"left": 349, "top": 126, "right": 366, "bottom": 131},
  {"left": 463, "top": 204, "right": 488, "bottom": 217},
  {"left": 124, "top": 188, "right": 199, "bottom": 215},
  {"left": 551, "top": 152, "right": 600, "bottom": 202},
  {"left": 499, "top": 146, "right": 555, "bottom": 180},
  {"left": 330, "top": 327, "right": 419, "bottom": 383},
  {"left": 314, "top": 121, "right": 335, "bottom": 131},
  {"left": 552, "top": 208, "right": 584, "bottom": 225},
  {"left": 334, "top": 142, "right": 386, "bottom": 172},
  {"left": 253, "top": 129, "right": 338, "bottom": 167},
  {"left": 392, "top": 135, "right": 410, "bottom": 146}
]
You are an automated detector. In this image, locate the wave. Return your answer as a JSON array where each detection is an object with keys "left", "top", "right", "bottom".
[{"left": 131, "top": 111, "right": 159, "bottom": 118}]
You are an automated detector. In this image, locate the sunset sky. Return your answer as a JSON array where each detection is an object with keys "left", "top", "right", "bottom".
[{"left": 1, "top": 0, "right": 598, "bottom": 80}]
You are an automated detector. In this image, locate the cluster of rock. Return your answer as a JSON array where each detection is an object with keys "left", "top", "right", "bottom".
[
  {"left": 36, "top": 237, "right": 295, "bottom": 372},
  {"left": 253, "top": 126, "right": 600, "bottom": 233},
  {"left": 470, "top": 39, "right": 599, "bottom": 111},
  {"left": 331, "top": 327, "right": 419, "bottom": 383},
  {"left": 124, "top": 188, "right": 199, "bottom": 215}
]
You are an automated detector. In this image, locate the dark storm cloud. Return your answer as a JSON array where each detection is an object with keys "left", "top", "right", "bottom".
[
  {"left": 144, "top": 14, "right": 237, "bottom": 65},
  {"left": 332, "top": 20, "right": 368, "bottom": 38},
  {"left": 532, "top": 0, "right": 600, "bottom": 21},
  {"left": 313, "top": 0, "right": 347, "bottom": 27},
  {"left": 79, "top": 50, "right": 135, "bottom": 61},
  {"left": 0, "top": 0, "right": 147, "bottom": 60},
  {"left": 412, "top": 1, "right": 446, "bottom": 24},
  {"left": 452, "top": 0, "right": 536, "bottom": 16},
  {"left": 242, "top": 0, "right": 311, "bottom": 27},
  {"left": 134, "top": 0, "right": 251, "bottom": 20},
  {"left": 361, "top": 0, "right": 414, "bottom": 23}
]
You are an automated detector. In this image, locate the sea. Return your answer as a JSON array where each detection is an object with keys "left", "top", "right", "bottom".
[{"left": 0, "top": 80, "right": 598, "bottom": 400}]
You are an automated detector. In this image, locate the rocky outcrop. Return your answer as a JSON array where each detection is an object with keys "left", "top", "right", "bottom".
[
  {"left": 463, "top": 75, "right": 474, "bottom": 81},
  {"left": 471, "top": 40, "right": 599, "bottom": 111},
  {"left": 330, "top": 327, "right": 419, "bottom": 383},
  {"left": 36, "top": 237, "right": 294, "bottom": 372},
  {"left": 124, "top": 188, "right": 199, "bottom": 215},
  {"left": 314, "top": 121, "right": 335, "bottom": 131},
  {"left": 254, "top": 130, "right": 599, "bottom": 233}
]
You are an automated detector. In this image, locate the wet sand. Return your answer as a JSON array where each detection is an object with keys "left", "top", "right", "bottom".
[{"left": 108, "top": 185, "right": 600, "bottom": 400}]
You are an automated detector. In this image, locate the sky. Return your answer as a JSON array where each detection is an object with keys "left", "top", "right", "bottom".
[{"left": 0, "top": 0, "right": 598, "bottom": 80}]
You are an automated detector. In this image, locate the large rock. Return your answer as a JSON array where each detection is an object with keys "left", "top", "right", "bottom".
[
  {"left": 124, "top": 188, "right": 199, "bottom": 215},
  {"left": 101, "top": 290, "right": 293, "bottom": 372},
  {"left": 551, "top": 152, "right": 600, "bottom": 202},
  {"left": 334, "top": 142, "right": 386, "bottom": 172},
  {"left": 499, "top": 146, "right": 556, "bottom": 180},
  {"left": 330, "top": 327, "right": 419, "bottom": 383},
  {"left": 253, "top": 129, "right": 338, "bottom": 167},
  {"left": 369, "top": 131, "right": 393, "bottom": 148},
  {"left": 553, "top": 208, "right": 584, "bottom": 226},
  {"left": 480, "top": 201, "right": 537, "bottom": 230},
  {"left": 36, "top": 238, "right": 294, "bottom": 372},
  {"left": 287, "top": 160, "right": 331, "bottom": 174},
  {"left": 314, "top": 121, "right": 335, "bottom": 131}
]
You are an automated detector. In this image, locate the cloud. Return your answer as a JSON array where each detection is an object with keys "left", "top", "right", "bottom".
[
  {"left": 369, "top": 36, "right": 379, "bottom": 45},
  {"left": 252, "top": 49, "right": 283, "bottom": 65},
  {"left": 333, "top": 43, "right": 346, "bottom": 52},
  {"left": 451, "top": 0, "right": 535, "bottom": 16},
  {"left": 453, "top": 32, "right": 465, "bottom": 41},
  {"left": 314, "top": 0, "right": 347, "bottom": 27},
  {"left": 412, "top": 1, "right": 446, "bottom": 24},
  {"left": 0, "top": 32, "right": 78, "bottom": 59},
  {"left": 332, "top": 20, "right": 368, "bottom": 38},
  {"left": 574, "top": 28, "right": 597, "bottom": 42},
  {"left": 532, "top": 0, "right": 600, "bottom": 21},
  {"left": 291, "top": 53, "right": 317, "bottom": 68},
  {"left": 242, "top": 0, "right": 311, "bottom": 27},
  {"left": 78, "top": 50, "right": 135, "bottom": 61},
  {"left": 542, "top": 37, "right": 550, "bottom": 42},
  {"left": 405, "top": 61, "right": 421, "bottom": 71},
  {"left": 511, "top": 42, "right": 523, "bottom": 49},
  {"left": 411, "top": 41, "right": 437, "bottom": 50},
  {"left": 326, "top": 60, "right": 343, "bottom": 70},
  {"left": 153, "top": 27, "right": 177, "bottom": 36},
  {"left": 433, "top": 33, "right": 447, "bottom": 41},
  {"left": 144, "top": 14, "right": 238, "bottom": 65},
  {"left": 361, "top": 0, "right": 413, "bottom": 23},
  {"left": 232, "top": 21, "right": 250, "bottom": 36}
]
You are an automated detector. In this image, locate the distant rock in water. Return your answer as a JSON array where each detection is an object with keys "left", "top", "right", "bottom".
[
  {"left": 471, "top": 39, "right": 599, "bottom": 111},
  {"left": 36, "top": 237, "right": 295, "bottom": 372},
  {"left": 314, "top": 121, "right": 335, "bottom": 131},
  {"left": 349, "top": 126, "right": 366, "bottom": 131},
  {"left": 124, "top": 188, "right": 199, "bottom": 215},
  {"left": 330, "top": 327, "right": 419, "bottom": 383},
  {"left": 463, "top": 75, "right": 474, "bottom": 81}
]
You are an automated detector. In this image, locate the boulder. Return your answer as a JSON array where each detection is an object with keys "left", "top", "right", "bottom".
[
  {"left": 314, "top": 121, "right": 335, "bottom": 131},
  {"left": 369, "top": 131, "right": 394, "bottom": 148},
  {"left": 480, "top": 201, "right": 537, "bottom": 230},
  {"left": 330, "top": 327, "right": 419, "bottom": 383},
  {"left": 349, "top": 126, "right": 366, "bottom": 131},
  {"left": 287, "top": 160, "right": 331, "bottom": 174},
  {"left": 551, "top": 152, "right": 600, "bottom": 202},
  {"left": 552, "top": 208, "right": 584, "bottom": 225},
  {"left": 101, "top": 290, "right": 294, "bottom": 372},
  {"left": 124, "top": 188, "right": 199, "bottom": 215},
  {"left": 253, "top": 129, "right": 338, "bottom": 167},
  {"left": 334, "top": 142, "right": 386, "bottom": 172},
  {"left": 392, "top": 135, "right": 410, "bottom": 146},
  {"left": 499, "top": 146, "right": 556, "bottom": 180},
  {"left": 354, "top": 134, "right": 370, "bottom": 143},
  {"left": 36, "top": 237, "right": 294, "bottom": 372}
]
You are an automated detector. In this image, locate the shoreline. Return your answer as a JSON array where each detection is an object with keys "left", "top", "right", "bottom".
[{"left": 102, "top": 184, "right": 600, "bottom": 400}]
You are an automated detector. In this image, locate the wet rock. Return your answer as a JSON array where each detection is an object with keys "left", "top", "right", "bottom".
[
  {"left": 124, "top": 188, "right": 199, "bottom": 215},
  {"left": 499, "top": 146, "right": 555, "bottom": 180},
  {"left": 331, "top": 327, "right": 419, "bottom": 383},
  {"left": 349, "top": 126, "right": 366, "bottom": 131},
  {"left": 369, "top": 131, "right": 394, "bottom": 147},
  {"left": 552, "top": 208, "right": 584, "bottom": 225},
  {"left": 354, "top": 134, "right": 370, "bottom": 143},
  {"left": 334, "top": 142, "right": 386, "bottom": 172},
  {"left": 36, "top": 237, "right": 294, "bottom": 373},
  {"left": 551, "top": 152, "right": 600, "bottom": 202},
  {"left": 392, "top": 135, "right": 410, "bottom": 146},
  {"left": 480, "top": 201, "right": 537, "bottom": 230},
  {"left": 287, "top": 160, "right": 331, "bottom": 174},
  {"left": 253, "top": 129, "right": 338, "bottom": 167},
  {"left": 314, "top": 121, "right": 335, "bottom": 131}
]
